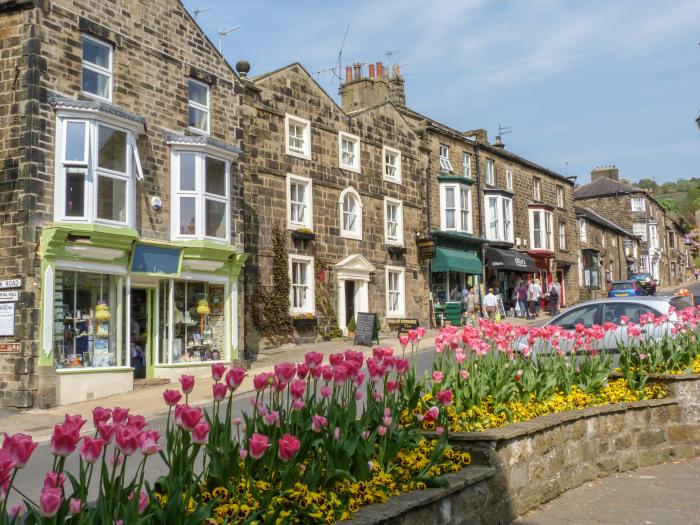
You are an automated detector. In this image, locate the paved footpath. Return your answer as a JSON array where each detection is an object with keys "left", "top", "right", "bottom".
[{"left": 513, "top": 458, "right": 700, "bottom": 525}]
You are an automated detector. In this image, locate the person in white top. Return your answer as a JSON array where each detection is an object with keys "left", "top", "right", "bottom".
[
  {"left": 528, "top": 279, "right": 542, "bottom": 318},
  {"left": 482, "top": 288, "right": 498, "bottom": 320}
]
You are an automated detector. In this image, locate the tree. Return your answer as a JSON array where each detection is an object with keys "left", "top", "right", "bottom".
[
  {"left": 659, "top": 198, "right": 678, "bottom": 212},
  {"left": 637, "top": 178, "right": 658, "bottom": 192}
]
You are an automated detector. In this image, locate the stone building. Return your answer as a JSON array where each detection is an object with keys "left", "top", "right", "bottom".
[
  {"left": 239, "top": 62, "right": 428, "bottom": 354},
  {"left": 574, "top": 166, "right": 684, "bottom": 287},
  {"left": 574, "top": 206, "right": 641, "bottom": 300},
  {"left": 0, "top": 0, "right": 245, "bottom": 408}
]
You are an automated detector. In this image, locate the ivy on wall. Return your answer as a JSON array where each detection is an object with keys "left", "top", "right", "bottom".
[{"left": 314, "top": 259, "right": 341, "bottom": 339}]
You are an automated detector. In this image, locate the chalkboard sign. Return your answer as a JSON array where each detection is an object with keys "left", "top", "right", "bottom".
[
  {"left": 130, "top": 244, "right": 182, "bottom": 276},
  {"left": 397, "top": 319, "right": 419, "bottom": 337},
  {"left": 353, "top": 312, "right": 379, "bottom": 347}
]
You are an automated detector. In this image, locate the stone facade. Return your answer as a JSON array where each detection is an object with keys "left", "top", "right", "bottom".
[
  {"left": 240, "top": 63, "right": 429, "bottom": 355},
  {"left": 0, "top": 0, "right": 245, "bottom": 408}
]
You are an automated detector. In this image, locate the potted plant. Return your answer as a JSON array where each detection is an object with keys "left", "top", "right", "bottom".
[
  {"left": 346, "top": 316, "right": 356, "bottom": 338},
  {"left": 292, "top": 227, "right": 315, "bottom": 241}
]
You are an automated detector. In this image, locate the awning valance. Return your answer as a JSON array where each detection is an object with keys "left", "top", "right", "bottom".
[
  {"left": 485, "top": 247, "right": 537, "bottom": 272},
  {"left": 432, "top": 247, "right": 482, "bottom": 275}
]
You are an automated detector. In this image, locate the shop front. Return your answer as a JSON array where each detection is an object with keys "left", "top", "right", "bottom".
[
  {"left": 484, "top": 246, "right": 538, "bottom": 315},
  {"left": 39, "top": 224, "right": 246, "bottom": 405}
]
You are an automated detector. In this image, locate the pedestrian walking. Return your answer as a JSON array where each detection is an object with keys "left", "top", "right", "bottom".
[
  {"left": 482, "top": 288, "right": 498, "bottom": 320},
  {"left": 548, "top": 278, "right": 561, "bottom": 316},
  {"left": 517, "top": 281, "right": 529, "bottom": 318},
  {"left": 528, "top": 279, "right": 542, "bottom": 317}
]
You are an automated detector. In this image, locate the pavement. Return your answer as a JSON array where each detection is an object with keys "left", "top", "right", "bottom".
[{"left": 513, "top": 458, "right": 700, "bottom": 525}]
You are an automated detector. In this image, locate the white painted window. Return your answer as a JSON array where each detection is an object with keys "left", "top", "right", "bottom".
[
  {"left": 631, "top": 197, "right": 646, "bottom": 212},
  {"left": 188, "top": 79, "right": 210, "bottom": 134},
  {"left": 577, "top": 250, "right": 583, "bottom": 286},
  {"left": 289, "top": 255, "right": 314, "bottom": 314},
  {"left": 649, "top": 223, "right": 659, "bottom": 250},
  {"left": 533, "top": 178, "right": 541, "bottom": 201},
  {"left": 172, "top": 151, "right": 230, "bottom": 240},
  {"left": 462, "top": 152, "right": 472, "bottom": 178},
  {"left": 385, "top": 266, "right": 405, "bottom": 318},
  {"left": 602, "top": 233, "right": 606, "bottom": 247},
  {"left": 484, "top": 195, "right": 513, "bottom": 243},
  {"left": 632, "top": 222, "right": 647, "bottom": 242},
  {"left": 558, "top": 222, "right": 566, "bottom": 250},
  {"left": 286, "top": 174, "right": 313, "bottom": 230},
  {"left": 383, "top": 145, "right": 401, "bottom": 183},
  {"left": 460, "top": 187, "right": 471, "bottom": 232},
  {"left": 384, "top": 197, "right": 404, "bottom": 246},
  {"left": 339, "top": 131, "right": 360, "bottom": 172},
  {"left": 339, "top": 187, "right": 362, "bottom": 240},
  {"left": 639, "top": 255, "right": 648, "bottom": 273},
  {"left": 579, "top": 219, "right": 587, "bottom": 243},
  {"left": 556, "top": 185, "right": 564, "bottom": 208},
  {"left": 439, "top": 144, "right": 453, "bottom": 172},
  {"left": 81, "top": 35, "right": 112, "bottom": 101},
  {"left": 285, "top": 114, "right": 311, "bottom": 159},
  {"left": 55, "top": 117, "right": 138, "bottom": 227},
  {"left": 440, "top": 185, "right": 472, "bottom": 233},
  {"left": 486, "top": 159, "right": 495, "bottom": 185},
  {"left": 671, "top": 261, "right": 677, "bottom": 278},
  {"left": 505, "top": 169, "right": 513, "bottom": 190},
  {"left": 529, "top": 209, "right": 554, "bottom": 251}
]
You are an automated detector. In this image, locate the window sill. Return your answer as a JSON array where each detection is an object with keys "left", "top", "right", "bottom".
[
  {"left": 383, "top": 175, "right": 402, "bottom": 185},
  {"left": 188, "top": 126, "right": 210, "bottom": 137},
  {"left": 286, "top": 149, "right": 311, "bottom": 161},
  {"left": 385, "top": 241, "right": 405, "bottom": 248},
  {"left": 56, "top": 366, "right": 133, "bottom": 374},
  {"left": 386, "top": 312, "right": 406, "bottom": 320},
  {"left": 80, "top": 90, "right": 112, "bottom": 104},
  {"left": 340, "top": 231, "right": 362, "bottom": 241},
  {"left": 155, "top": 360, "right": 228, "bottom": 368},
  {"left": 339, "top": 164, "right": 361, "bottom": 174}
]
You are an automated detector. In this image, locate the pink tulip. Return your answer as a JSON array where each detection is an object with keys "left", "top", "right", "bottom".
[
  {"left": 361, "top": 430, "right": 370, "bottom": 440},
  {"left": 92, "top": 407, "right": 112, "bottom": 427},
  {"left": 226, "top": 367, "right": 247, "bottom": 391},
  {"left": 289, "top": 379, "right": 306, "bottom": 399},
  {"left": 126, "top": 415, "right": 147, "bottom": 430},
  {"left": 274, "top": 362, "right": 297, "bottom": 381},
  {"left": 394, "top": 358, "right": 410, "bottom": 374},
  {"left": 212, "top": 382, "right": 228, "bottom": 402},
  {"left": 233, "top": 417, "right": 243, "bottom": 426},
  {"left": 43, "top": 471, "right": 66, "bottom": 489},
  {"left": 211, "top": 363, "right": 226, "bottom": 382},
  {"left": 408, "top": 328, "right": 418, "bottom": 342},
  {"left": 514, "top": 369, "right": 523, "bottom": 382},
  {"left": 63, "top": 414, "right": 86, "bottom": 431},
  {"left": 383, "top": 416, "right": 392, "bottom": 426},
  {"left": 334, "top": 427, "right": 341, "bottom": 441},
  {"left": 277, "top": 434, "right": 301, "bottom": 462},
  {"left": 386, "top": 380, "right": 398, "bottom": 393},
  {"left": 50, "top": 422, "right": 81, "bottom": 457},
  {"left": 162, "top": 389, "right": 182, "bottom": 406},
  {"left": 97, "top": 422, "right": 115, "bottom": 444},
  {"left": 139, "top": 434, "right": 161, "bottom": 456},
  {"left": 436, "top": 389, "right": 453, "bottom": 406},
  {"left": 424, "top": 406, "right": 439, "bottom": 422},
  {"left": 377, "top": 425, "right": 387, "bottom": 436},
  {"left": 2, "top": 433, "right": 38, "bottom": 468},
  {"left": 460, "top": 369, "right": 469, "bottom": 380},
  {"left": 304, "top": 351, "right": 324, "bottom": 369},
  {"left": 296, "top": 363, "right": 309, "bottom": 380},
  {"left": 115, "top": 425, "right": 142, "bottom": 456},
  {"left": 0, "top": 450, "right": 15, "bottom": 498},
  {"left": 110, "top": 453, "right": 123, "bottom": 467},
  {"left": 138, "top": 491, "right": 148, "bottom": 514},
  {"left": 292, "top": 398, "right": 305, "bottom": 410},
  {"left": 39, "top": 487, "right": 62, "bottom": 517},
  {"left": 239, "top": 449, "right": 248, "bottom": 460},
  {"left": 398, "top": 335, "right": 410, "bottom": 347},
  {"left": 417, "top": 326, "right": 427, "bottom": 339},
  {"left": 436, "top": 426, "right": 445, "bottom": 436},
  {"left": 179, "top": 375, "right": 195, "bottom": 395},
  {"left": 264, "top": 410, "right": 280, "bottom": 427},
  {"left": 248, "top": 433, "right": 270, "bottom": 459},
  {"left": 432, "top": 371, "right": 444, "bottom": 384},
  {"left": 311, "top": 415, "right": 328, "bottom": 433},
  {"left": 9, "top": 501, "right": 26, "bottom": 519},
  {"left": 112, "top": 407, "right": 129, "bottom": 425},
  {"left": 79, "top": 437, "right": 104, "bottom": 464},
  {"left": 69, "top": 497, "right": 82, "bottom": 515},
  {"left": 320, "top": 385, "right": 332, "bottom": 398},
  {"left": 253, "top": 372, "right": 273, "bottom": 391},
  {"left": 176, "top": 406, "right": 202, "bottom": 432},
  {"left": 191, "top": 422, "right": 210, "bottom": 445}
]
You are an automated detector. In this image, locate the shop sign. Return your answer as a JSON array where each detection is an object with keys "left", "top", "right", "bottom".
[
  {"left": 130, "top": 244, "right": 182, "bottom": 275},
  {"left": 417, "top": 238, "right": 436, "bottom": 261},
  {"left": 0, "top": 303, "right": 15, "bottom": 336},
  {"left": 0, "top": 279, "right": 21, "bottom": 289},
  {"left": 396, "top": 319, "right": 419, "bottom": 337},
  {"left": 0, "top": 291, "right": 19, "bottom": 302},
  {"left": 0, "top": 342, "right": 20, "bottom": 353}
]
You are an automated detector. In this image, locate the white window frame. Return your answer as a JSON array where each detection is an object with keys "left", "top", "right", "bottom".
[
  {"left": 529, "top": 209, "right": 554, "bottom": 251},
  {"left": 533, "top": 178, "right": 541, "bottom": 201},
  {"left": 338, "top": 131, "right": 361, "bottom": 173},
  {"left": 462, "top": 152, "right": 472, "bottom": 179},
  {"left": 382, "top": 145, "right": 402, "bottom": 183},
  {"left": 639, "top": 255, "right": 648, "bottom": 273},
  {"left": 558, "top": 222, "right": 566, "bottom": 250},
  {"left": 289, "top": 255, "right": 315, "bottom": 314},
  {"left": 484, "top": 194, "right": 514, "bottom": 243},
  {"left": 188, "top": 78, "right": 210, "bottom": 135},
  {"left": 486, "top": 159, "right": 495, "bottom": 185},
  {"left": 556, "top": 185, "right": 564, "bottom": 208},
  {"left": 440, "top": 184, "right": 472, "bottom": 233},
  {"left": 171, "top": 150, "right": 231, "bottom": 241},
  {"left": 439, "top": 144, "right": 453, "bottom": 172},
  {"left": 81, "top": 34, "right": 113, "bottom": 102},
  {"left": 579, "top": 219, "right": 587, "bottom": 243},
  {"left": 385, "top": 266, "right": 406, "bottom": 318},
  {"left": 631, "top": 197, "right": 646, "bottom": 212},
  {"left": 384, "top": 197, "right": 404, "bottom": 246},
  {"left": 632, "top": 222, "right": 647, "bottom": 242},
  {"left": 505, "top": 169, "right": 513, "bottom": 190},
  {"left": 649, "top": 223, "right": 659, "bottom": 250},
  {"left": 54, "top": 116, "right": 136, "bottom": 227},
  {"left": 339, "top": 187, "right": 363, "bottom": 240},
  {"left": 285, "top": 114, "right": 311, "bottom": 159},
  {"left": 286, "top": 173, "right": 313, "bottom": 230}
]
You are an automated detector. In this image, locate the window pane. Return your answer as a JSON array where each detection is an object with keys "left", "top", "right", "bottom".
[
  {"left": 83, "top": 38, "right": 110, "bottom": 68},
  {"left": 65, "top": 122, "right": 86, "bottom": 162},
  {"left": 179, "top": 197, "right": 197, "bottom": 235},
  {"left": 188, "top": 80, "right": 208, "bottom": 106},
  {"left": 189, "top": 107, "right": 208, "bottom": 131},
  {"left": 179, "top": 154, "right": 196, "bottom": 191},
  {"left": 97, "top": 126, "right": 127, "bottom": 172},
  {"left": 205, "top": 199, "right": 226, "bottom": 238},
  {"left": 65, "top": 170, "right": 85, "bottom": 217},
  {"left": 205, "top": 157, "right": 226, "bottom": 196},
  {"left": 82, "top": 68, "right": 110, "bottom": 99},
  {"left": 97, "top": 176, "right": 126, "bottom": 222}
]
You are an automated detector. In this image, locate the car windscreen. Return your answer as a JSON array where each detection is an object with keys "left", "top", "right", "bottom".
[
  {"left": 610, "top": 283, "right": 634, "bottom": 291},
  {"left": 670, "top": 296, "right": 693, "bottom": 309}
]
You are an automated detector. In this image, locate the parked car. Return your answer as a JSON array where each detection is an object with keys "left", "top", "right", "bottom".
[
  {"left": 607, "top": 280, "right": 646, "bottom": 298},
  {"left": 628, "top": 272, "right": 657, "bottom": 295}
]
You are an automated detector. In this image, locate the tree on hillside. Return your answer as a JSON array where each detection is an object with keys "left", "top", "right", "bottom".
[
  {"left": 659, "top": 198, "right": 678, "bottom": 212},
  {"left": 637, "top": 178, "right": 658, "bottom": 192}
]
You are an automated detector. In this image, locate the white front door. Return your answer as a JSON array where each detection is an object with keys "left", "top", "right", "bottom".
[{"left": 334, "top": 254, "right": 376, "bottom": 335}]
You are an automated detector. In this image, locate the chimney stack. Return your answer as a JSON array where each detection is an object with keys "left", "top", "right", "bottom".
[
  {"left": 339, "top": 58, "right": 406, "bottom": 111},
  {"left": 590, "top": 165, "right": 619, "bottom": 182},
  {"left": 368, "top": 63, "right": 375, "bottom": 78}
]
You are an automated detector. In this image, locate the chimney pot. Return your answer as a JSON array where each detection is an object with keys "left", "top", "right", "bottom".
[
  {"left": 368, "top": 64, "right": 375, "bottom": 78},
  {"left": 376, "top": 62, "right": 384, "bottom": 79},
  {"left": 353, "top": 63, "right": 362, "bottom": 80},
  {"left": 345, "top": 66, "right": 352, "bottom": 82}
]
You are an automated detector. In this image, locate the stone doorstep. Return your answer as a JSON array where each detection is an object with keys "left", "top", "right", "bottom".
[{"left": 339, "top": 466, "right": 497, "bottom": 525}]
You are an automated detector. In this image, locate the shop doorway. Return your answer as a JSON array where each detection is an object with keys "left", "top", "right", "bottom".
[
  {"left": 344, "top": 281, "right": 356, "bottom": 326},
  {"left": 130, "top": 287, "right": 157, "bottom": 380}
]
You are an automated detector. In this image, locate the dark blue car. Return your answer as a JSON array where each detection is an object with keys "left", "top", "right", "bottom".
[{"left": 607, "top": 280, "right": 646, "bottom": 298}]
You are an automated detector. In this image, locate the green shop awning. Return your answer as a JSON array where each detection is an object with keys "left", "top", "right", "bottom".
[{"left": 432, "top": 247, "right": 482, "bottom": 275}]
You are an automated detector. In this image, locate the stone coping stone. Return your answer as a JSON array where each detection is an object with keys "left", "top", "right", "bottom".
[
  {"left": 339, "top": 465, "right": 496, "bottom": 524},
  {"left": 425, "top": 397, "right": 679, "bottom": 443},
  {"left": 609, "top": 371, "right": 700, "bottom": 381}
]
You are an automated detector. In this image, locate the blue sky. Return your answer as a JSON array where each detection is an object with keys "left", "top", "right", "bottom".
[{"left": 185, "top": 0, "right": 700, "bottom": 184}]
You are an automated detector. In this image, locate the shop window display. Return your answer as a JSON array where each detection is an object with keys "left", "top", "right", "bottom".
[{"left": 170, "top": 281, "right": 225, "bottom": 363}]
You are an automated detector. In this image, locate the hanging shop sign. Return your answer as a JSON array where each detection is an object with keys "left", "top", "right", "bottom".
[
  {"left": 0, "top": 279, "right": 21, "bottom": 289},
  {"left": 0, "top": 303, "right": 15, "bottom": 337},
  {"left": 396, "top": 319, "right": 419, "bottom": 337},
  {"left": 416, "top": 237, "right": 436, "bottom": 261}
]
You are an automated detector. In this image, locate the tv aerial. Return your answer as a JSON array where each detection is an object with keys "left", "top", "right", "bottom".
[
  {"left": 217, "top": 26, "right": 240, "bottom": 53},
  {"left": 193, "top": 7, "right": 212, "bottom": 18}
]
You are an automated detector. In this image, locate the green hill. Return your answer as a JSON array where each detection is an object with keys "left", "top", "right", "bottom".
[{"left": 631, "top": 178, "right": 700, "bottom": 225}]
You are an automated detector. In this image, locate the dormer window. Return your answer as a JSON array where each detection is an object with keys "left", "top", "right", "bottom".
[
  {"left": 188, "top": 79, "right": 210, "bottom": 134},
  {"left": 439, "top": 144, "right": 453, "bottom": 172},
  {"left": 81, "top": 35, "right": 112, "bottom": 101},
  {"left": 339, "top": 131, "right": 360, "bottom": 172},
  {"left": 285, "top": 114, "right": 311, "bottom": 159}
]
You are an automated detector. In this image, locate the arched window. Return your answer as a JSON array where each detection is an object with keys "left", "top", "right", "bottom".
[{"left": 339, "top": 187, "right": 363, "bottom": 240}]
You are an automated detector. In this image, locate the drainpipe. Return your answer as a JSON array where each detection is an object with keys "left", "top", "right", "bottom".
[{"left": 475, "top": 144, "right": 485, "bottom": 299}]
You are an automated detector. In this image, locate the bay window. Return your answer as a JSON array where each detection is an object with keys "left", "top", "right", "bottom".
[
  {"left": 385, "top": 266, "right": 406, "bottom": 318},
  {"left": 529, "top": 208, "right": 554, "bottom": 251},
  {"left": 172, "top": 151, "right": 230, "bottom": 240},
  {"left": 286, "top": 174, "right": 313, "bottom": 230},
  {"left": 384, "top": 197, "right": 404, "bottom": 246},
  {"left": 289, "top": 255, "right": 314, "bottom": 314},
  {"left": 484, "top": 194, "right": 513, "bottom": 243},
  {"left": 339, "top": 187, "right": 362, "bottom": 240},
  {"left": 440, "top": 184, "right": 472, "bottom": 232},
  {"left": 81, "top": 35, "right": 112, "bottom": 101}
]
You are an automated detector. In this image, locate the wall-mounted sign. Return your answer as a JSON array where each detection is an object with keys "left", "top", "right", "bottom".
[
  {"left": 0, "top": 291, "right": 19, "bottom": 302},
  {"left": 0, "top": 279, "right": 21, "bottom": 289},
  {"left": 417, "top": 238, "right": 436, "bottom": 261},
  {"left": 0, "top": 342, "right": 20, "bottom": 353},
  {"left": 0, "top": 303, "right": 15, "bottom": 336},
  {"left": 130, "top": 244, "right": 182, "bottom": 275}
]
